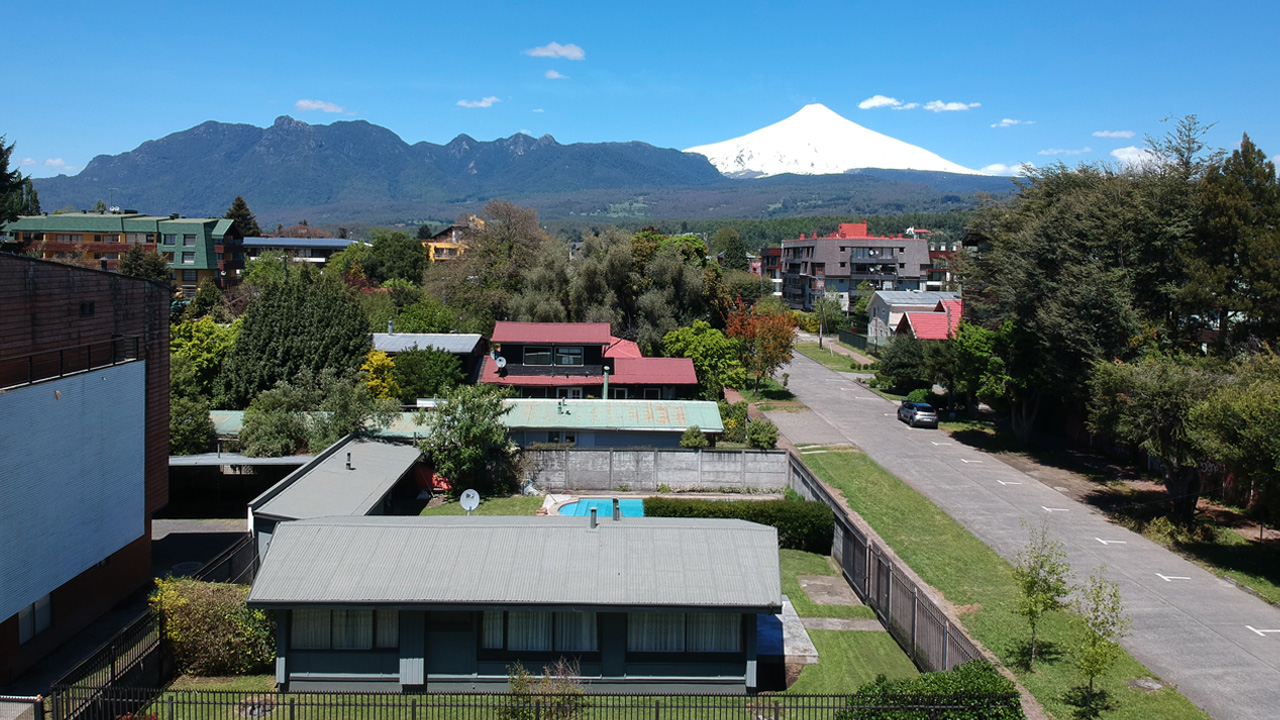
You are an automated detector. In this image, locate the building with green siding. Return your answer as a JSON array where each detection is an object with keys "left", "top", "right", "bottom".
[{"left": 2, "top": 211, "right": 244, "bottom": 296}]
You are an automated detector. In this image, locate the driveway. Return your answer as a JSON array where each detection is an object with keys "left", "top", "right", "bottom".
[{"left": 773, "top": 353, "right": 1280, "bottom": 720}]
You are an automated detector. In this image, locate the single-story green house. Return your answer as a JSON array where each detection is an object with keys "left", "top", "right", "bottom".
[{"left": 247, "top": 515, "right": 781, "bottom": 692}]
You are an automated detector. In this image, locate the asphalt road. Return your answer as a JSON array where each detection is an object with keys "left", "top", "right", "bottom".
[{"left": 773, "top": 352, "right": 1280, "bottom": 720}]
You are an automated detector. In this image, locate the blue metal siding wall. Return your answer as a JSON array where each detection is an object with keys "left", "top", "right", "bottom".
[
  {"left": 399, "top": 612, "right": 425, "bottom": 685},
  {"left": 0, "top": 363, "right": 147, "bottom": 621}
]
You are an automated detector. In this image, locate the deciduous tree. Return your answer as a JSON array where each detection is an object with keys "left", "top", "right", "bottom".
[
  {"left": 663, "top": 320, "right": 745, "bottom": 400},
  {"left": 1075, "top": 567, "right": 1129, "bottom": 705},
  {"left": 726, "top": 301, "right": 794, "bottom": 394},
  {"left": 1012, "top": 521, "right": 1072, "bottom": 668},
  {"left": 419, "top": 384, "right": 517, "bottom": 496}
]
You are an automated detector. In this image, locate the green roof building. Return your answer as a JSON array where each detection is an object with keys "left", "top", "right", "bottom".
[{"left": 2, "top": 211, "right": 244, "bottom": 296}]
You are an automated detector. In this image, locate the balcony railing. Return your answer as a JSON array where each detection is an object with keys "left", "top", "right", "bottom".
[{"left": 0, "top": 336, "right": 142, "bottom": 390}]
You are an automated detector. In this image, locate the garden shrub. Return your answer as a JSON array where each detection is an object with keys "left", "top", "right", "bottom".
[
  {"left": 644, "top": 497, "right": 834, "bottom": 553},
  {"left": 839, "top": 660, "right": 1023, "bottom": 720},
  {"left": 718, "top": 400, "right": 750, "bottom": 443},
  {"left": 747, "top": 418, "right": 780, "bottom": 449},
  {"left": 150, "top": 578, "right": 274, "bottom": 676},
  {"left": 906, "top": 388, "right": 932, "bottom": 404},
  {"left": 680, "top": 425, "right": 709, "bottom": 448}
]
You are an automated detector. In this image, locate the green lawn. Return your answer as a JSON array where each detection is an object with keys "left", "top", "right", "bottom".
[
  {"left": 780, "top": 549, "right": 876, "bottom": 620},
  {"left": 801, "top": 448, "right": 1209, "bottom": 720},
  {"left": 419, "top": 495, "right": 543, "bottom": 516},
  {"left": 784, "top": 630, "right": 918, "bottom": 694},
  {"left": 794, "top": 343, "right": 861, "bottom": 373}
]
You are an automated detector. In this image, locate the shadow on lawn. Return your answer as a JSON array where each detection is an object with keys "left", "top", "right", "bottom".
[
  {"left": 1008, "top": 638, "right": 1065, "bottom": 673},
  {"left": 1062, "top": 686, "right": 1114, "bottom": 720}
]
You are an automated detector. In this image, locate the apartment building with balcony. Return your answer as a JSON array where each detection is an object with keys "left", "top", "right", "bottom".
[
  {"left": 2, "top": 211, "right": 244, "bottom": 297},
  {"left": 0, "top": 255, "right": 169, "bottom": 683},
  {"left": 781, "top": 223, "right": 931, "bottom": 311}
]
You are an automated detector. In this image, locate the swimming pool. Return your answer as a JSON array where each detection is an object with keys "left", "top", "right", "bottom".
[{"left": 558, "top": 498, "right": 645, "bottom": 517}]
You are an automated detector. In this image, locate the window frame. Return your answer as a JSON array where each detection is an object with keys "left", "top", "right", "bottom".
[
  {"left": 523, "top": 346, "right": 553, "bottom": 366},
  {"left": 479, "top": 610, "right": 600, "bottom": 659},
  {"left": 181, "top": 252, "right": 195, "bottom": 264},
  {"left": 626, "top": 611, "right": 743, "bottom": 658},
  {"left": 183, "top": 234, "right": 197, "bottom": 247},
  {"left": 554, "top": 346, "right": 584, "bottom": 367},
  {"left": 289, "top": 608, "right": 399, "bottom": 651}
]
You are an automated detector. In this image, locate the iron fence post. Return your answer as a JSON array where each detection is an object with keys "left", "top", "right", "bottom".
[
  {"left": 942, "top": 619, "right": 950, "bottom": 669},
  {"left": 654, "top": 699, "right": 660, "bottom": 720},
  {"left": 109, "top": 642, "right": 117, "bottom": 684},
  {"left": 535, "top": 699, "right": 542, "bottom": 720},
  {"left": 167, "top": 695, "right": 174, "bottom": 720},
  {"left": 35, "top": 695, "right": 44, "bottom": 720},
  {"left": 911, "top": 588, "right": 918, "bottom": 662},
  {"left": 289, "top": 697, "right": 295, "bottom": 720},
  {"left": 411, "top": 699, "right": 417, "bottom": 720}
]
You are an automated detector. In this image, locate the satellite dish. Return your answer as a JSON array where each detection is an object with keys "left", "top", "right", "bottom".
[
  {"left": 460, "top": 489, "right": 480, "bottom": 515},
  {"left": 496, "top": 356, "right": 507, "bottom": 369},
  {"left": 490, "top": 349, "right": 499, "bottom": 360}
]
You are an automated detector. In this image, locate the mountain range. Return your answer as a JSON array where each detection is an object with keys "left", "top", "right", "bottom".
[{"left": 31, "top": 108, "right": 1014, "bottom": 225}]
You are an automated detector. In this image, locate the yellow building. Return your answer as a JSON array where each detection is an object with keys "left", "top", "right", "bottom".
[{"left": 422, "top": 215, "right": 483, "bottom": 262}]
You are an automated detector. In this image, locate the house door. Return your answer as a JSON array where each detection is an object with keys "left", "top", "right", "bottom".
[{"left": 557, "top": 387, "right": 583, "bottom": 399}]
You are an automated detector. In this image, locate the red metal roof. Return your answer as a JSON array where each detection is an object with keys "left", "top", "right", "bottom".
[
  {"left": 611, "top": 357, "right": 697, "bottom": 385},
  {"left": 490, "top": 321, "right": 613, "bottom": 345},
  {"left": 898, "top": 303, "right": 962, "bottom": 341},
  {"left": 605, "top": 337, "right": 643, "bottom": 359}
]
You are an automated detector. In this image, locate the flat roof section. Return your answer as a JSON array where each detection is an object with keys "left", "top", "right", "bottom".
[
  {"left": 248, "top": 515, "right": 782, "bottom": 611},
  {"left": 372, "top": 333, "right": 484, "bottom": 355},
  {"left": 250, "top": 437, "right": 422, "bottom": 521}
]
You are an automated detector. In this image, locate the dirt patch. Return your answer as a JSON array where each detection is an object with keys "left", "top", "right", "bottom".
[
  {"left": 797, "top": 575, "right": 863, "bottom": 605},
  {"left": 953, "top": 603, "right": 983, "bottom": 615}
]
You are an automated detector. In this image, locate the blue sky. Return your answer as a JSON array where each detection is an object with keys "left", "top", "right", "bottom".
[{"left": 5, "top": 0, "right": 1277, "bottom": 178}]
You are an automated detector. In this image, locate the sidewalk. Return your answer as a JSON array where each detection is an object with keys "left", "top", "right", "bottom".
[{"left": 794, "top": 331, "right": 875, "bottom": 364}]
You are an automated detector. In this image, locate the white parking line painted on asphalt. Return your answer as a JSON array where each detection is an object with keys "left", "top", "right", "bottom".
[
  {"left": 1042, "top": 506, "right": 1069, "bottom": 512},
  {"left": 1157, "top": 574, "right": 1191, "bottom": 582},
  {"left": 1096, "top": 538, "right": 1128, "bottom": 545},
  {"left": 996, "top": 479, "right": 1023, "bottom": 486},
  {"left": 1246, "top": 626, "right": 1280, "bottom": 637}
]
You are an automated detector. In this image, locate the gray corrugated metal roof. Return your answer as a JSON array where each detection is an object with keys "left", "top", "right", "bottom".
[
  {"left": 248, "top": 516, "right": 781, "bottom": 611},
  {"left": 252, "top": 438, "right": 421, "bottom": 521},
  {"left": 372, "top": 333, "right": 484, "bottom": 354},
  {"left": 870, "top": 290, "right": 959, "bottom": 307}
]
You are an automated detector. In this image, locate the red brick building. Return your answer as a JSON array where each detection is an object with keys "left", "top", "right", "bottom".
[{"left": 0, "top": 255, "right": 169, "bottom": 682}]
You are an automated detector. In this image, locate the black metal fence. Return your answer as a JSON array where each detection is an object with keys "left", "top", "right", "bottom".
[
  {"left": 192, "top": 534, "right": 258, "bottom": 585},
  {"left": 786, "top": 453, "right": 984, "bottom": 672},
  {"left": 47, "top": 687, "right": 1019, "bottom": 720}
]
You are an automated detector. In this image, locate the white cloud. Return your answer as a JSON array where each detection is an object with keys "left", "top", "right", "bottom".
[
  {"left": 980, "top": 161, "right": 1035, "bottom": 176},
  {"left": 457, "top": 96, "right": 501, "bottom": 108},
  {"left": 523, "top": 42, "right": 585, "bottom": 60},
  {"left": 1111, "top": 145, "right": 1160, "bottom": 168},
  {"left": 858, "top": 94, "right": 903, "bottom": 110},
  {"left": 1038, "top": 147, "right": 1092, "bottom": 156},
  {"left": 1093, "top": 130, "right": 1135, "bottom": 138},
  {"left": 894, "top": 102, "right": 919, "bottom": 110},
  {"left": 44, "top": 158, "right": 66, "bottom": 167},
  {"left": 20, "top": 157, "right": 34, "bottom": 165},
  {"left": 532, "top": 108, "right": 545, "bottom": 113},
  {"left": 924, "top": 100, "right": 980, "bottom": 112},
  {"left": 991, "top": 118, "right": 1032, "bottom": 128},
  {"left": 545, "top": 70, "right": 567, "bottom": 80},
  {"left": 295, "top": 99, "right": 345, "bottom": 113}
]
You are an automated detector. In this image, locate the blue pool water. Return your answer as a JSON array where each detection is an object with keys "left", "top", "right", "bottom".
[{"left": 558, "top": 498, "right": 645, "bottom": 517}]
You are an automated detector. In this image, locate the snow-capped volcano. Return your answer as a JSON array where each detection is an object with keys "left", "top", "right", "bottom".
[{"left": 685, "top": 103, "right": 983, "bottom": 177}]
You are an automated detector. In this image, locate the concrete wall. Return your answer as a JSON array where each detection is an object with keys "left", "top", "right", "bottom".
[{"left": 527, "top": 448, "right": 787, "bottom": 492}]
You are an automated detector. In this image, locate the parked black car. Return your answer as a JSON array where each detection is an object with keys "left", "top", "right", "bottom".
[{"left": 897, "top": 400, "right": 938, "bottom": 428}]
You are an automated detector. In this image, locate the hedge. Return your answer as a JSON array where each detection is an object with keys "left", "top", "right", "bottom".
[
  {"left": 643, "top": 497, "right": 834, "bottom": 554},
  {"left": 150, "top": 577, "right": 275, "bottom": 676},
  {"left": 838, "top": 660, "right": 1024, "bottom": 720}
]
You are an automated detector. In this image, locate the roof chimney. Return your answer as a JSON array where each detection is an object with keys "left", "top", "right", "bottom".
[
  {"left": 589, "top": 506, "right": 598, "bottom": 529},
  {"left": 612, "top": 498, "right": 621, "bottom": 521}
]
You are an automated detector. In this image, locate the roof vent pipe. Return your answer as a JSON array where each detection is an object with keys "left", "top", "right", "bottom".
[
  {"left": 387, "top": 318, "right": 394, "bottom": 334},
  {"left": 346, "top": 452, "right": 353, "bottom": 470},
  {"left": 613, "top": 498, "right": 621, "bottom": 521},
  {"left": 589, "top": 507, "right": 598, "bottom": 529}
]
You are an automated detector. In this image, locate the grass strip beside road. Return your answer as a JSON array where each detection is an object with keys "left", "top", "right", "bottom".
[
  {"left": 801, "top": 448, "right": 1209, "bottom": 720},
  {"left": 794, "top": 343, "right": 861, "bottom": 373}
]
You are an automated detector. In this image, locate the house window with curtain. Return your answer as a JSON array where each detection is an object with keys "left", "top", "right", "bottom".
[
  {"left": 290, "top": 609, "right": 398, "bottom": 650},
  {"left": 524, "top": 346, "right": 552, "bottom": 365},
  {"left": 628, "top": 612, "right": 740, "bottom": 653},
  {"left": 481, "top": 611, "right": 598, "bottom": 653}
]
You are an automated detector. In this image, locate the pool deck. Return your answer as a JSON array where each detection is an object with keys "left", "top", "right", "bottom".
[{"left": 544, "top": 491, "right": 784, "bottom": 516}]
